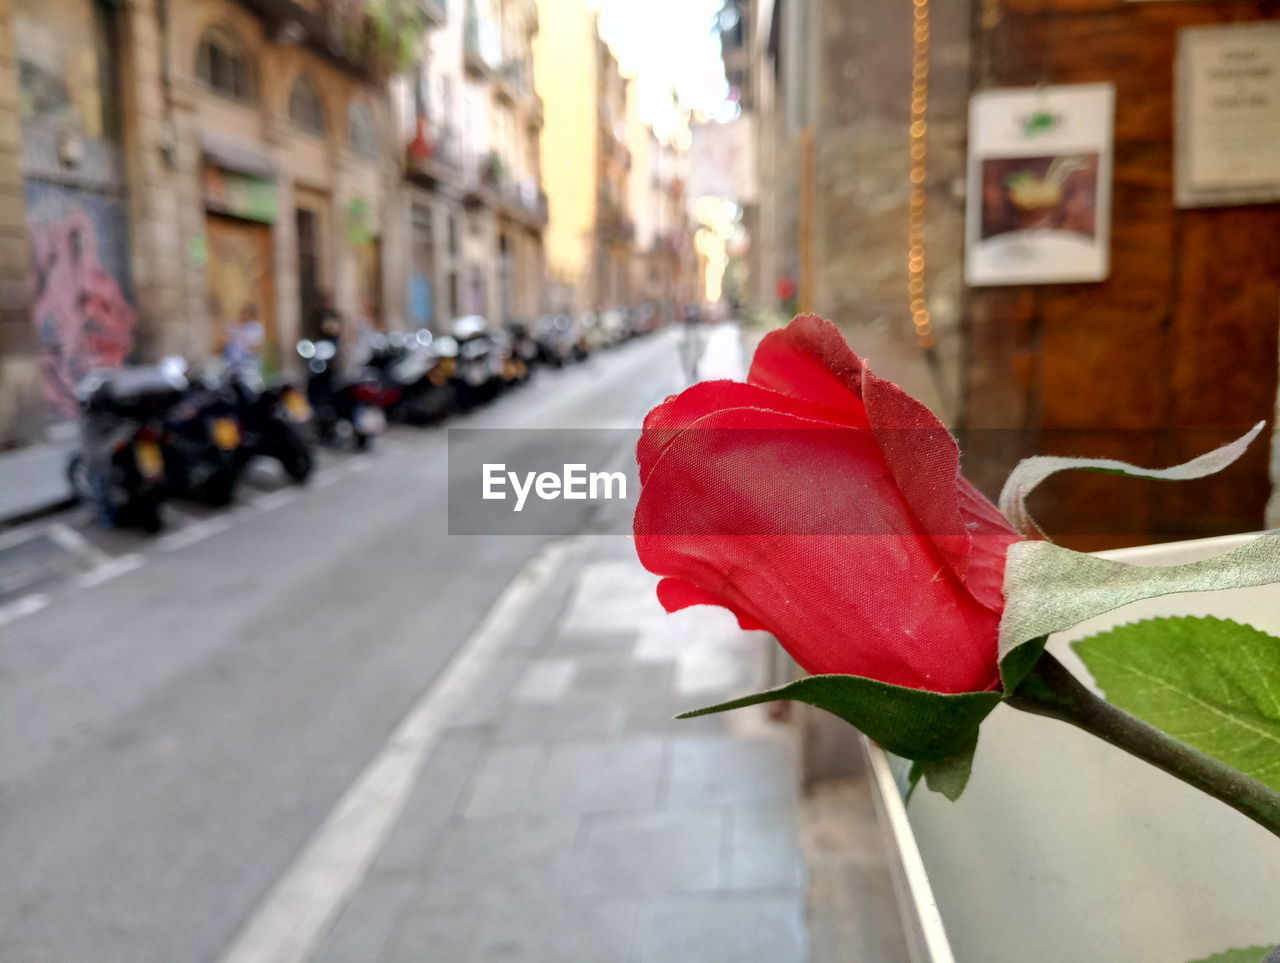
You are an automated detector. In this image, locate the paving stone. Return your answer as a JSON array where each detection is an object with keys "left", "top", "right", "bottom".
[
  {"left": 381, "top": 903, "right": 488, "bottom": 963},
  {"left": 310, "top": 870, "right": 419, "bottom": 963},
  {"left": 544, "top": 628, "right": 640, "bottom": 656},
  {"left": 532, "top": 738, "right": 665, "bottom": 815},
  {"left": 568, "top": 658, "right": 676, "bottom": 699},
  {"left": 461, "top": 743, "right": 545, "bottom": 818},
  {"left": 371, "top": 732, "right": 486, "bottom": 873},
  {"left": 493, "top": 701, "right": 620, "bottom": 743},
  {"left": 666, "top": 736, "right": 797, "bottom": 808},
  {"left": 724, "top": 805, "right": 807, "bottom": 891},
  {"left": 470, "top": 896, "right": 639, "bottom": 962},
  {"left": 568, "top": 809, "right": 722, "bottom": 895},
  {"left": 514, "top": 658, "right": 577, "bottom": 702},
  {"left": 500, "top": 564, "right": 578, "bottom": 653},
  {"left": 444, "top": 655, "right": 529, "bottom": 732},
  {"left": 636, "top": 894, "right": 808, "bottom": 963},
  {"left": 417, "top": 816, "right": 580, "bottom": 907}
]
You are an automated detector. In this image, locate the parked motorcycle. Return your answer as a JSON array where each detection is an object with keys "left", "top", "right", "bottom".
[
  {"left": 67, "top": 365, "right": 186, "bottom": 532},
  {"left": 225, "top": 369, "right": 314, "bottom": 482},
  {"left": 505, "top": 322, "right": 539, "bottom": 383},
  {"left": 298, "top": 339, "right": 385, "bottom": 449},
  {"left": 534, "top": 314, "right": 587, "bottom": 367},
  {"left": 362, "top": 331, "right": 456, "bottom": 425},
  {"left": 449, "top": 319, "right": 503, "bottom": 412},
  {"left": 162, "top": 367, "right": 245, "bottom": 507}
]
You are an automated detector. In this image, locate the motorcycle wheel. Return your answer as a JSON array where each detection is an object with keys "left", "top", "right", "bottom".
[
  {"left": 279, "top": 433, "right": 313, "bottom": 482},
  {"left": 128, "top": 493, "right": 164, "bottom": 534},
  {"left": 198, "top": 463, "right": 239, "bottom": 507}
]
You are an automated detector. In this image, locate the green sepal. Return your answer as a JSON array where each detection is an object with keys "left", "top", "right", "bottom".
[
  {"left": 905, "top": 739, "right": 977, "bottom": 804},
  {"left": 676, "top": 673, "right": 1002, "bottom": 763},
  {"left": 999, "top": 633, "right": 1048, "bottom": 694},
  {"left": 920, "top": 732, "right": 979, "bottom": 801},
  {"left": 997, "top": 530, "right": 1280, "bottom": 692}
]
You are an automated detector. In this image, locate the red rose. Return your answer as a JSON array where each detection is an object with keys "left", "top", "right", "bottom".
[{"left": 633, "top": 315, "right": 1021, "bottom": 695}]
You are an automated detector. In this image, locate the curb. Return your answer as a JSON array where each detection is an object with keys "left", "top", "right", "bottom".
[{"left": 0, "top": 496, "right": 77, "bottom": 532}]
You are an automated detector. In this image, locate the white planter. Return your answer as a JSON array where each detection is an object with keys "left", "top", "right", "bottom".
[{"left": 868, "top": 532, "right": 1280, "bottom": 963}]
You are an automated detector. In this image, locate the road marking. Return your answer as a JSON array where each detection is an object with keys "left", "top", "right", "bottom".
[
  {"left": 77, "top": 554, "right": 144, "bottom": 588},
  {"left": 0, "top": 525, "right": 47, "bottom": 552},
  {"left": 156, "top": 517, "right": 232, "bottom": 552},
  {"left": 215, "top": 537, "right": 579, "bottom": 963},
  {"left": 0, "top": 592, "right": 50, "bottom": 628},
  {"left": 46, "top": 522, "right": 113, "bottom": 568}
]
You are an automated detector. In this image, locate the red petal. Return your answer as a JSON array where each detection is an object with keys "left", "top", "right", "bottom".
[
  {"left": 656, "top": 577, "right": 765, "bottom": 630},
  {"left": 860, "top": 364, "right": 971, "bottom": 585},
  {"left": 747, "top": 315, "right": 871, "bottom": 419},
  {"left": 956, "top": 477, "right": 1022, "bottom": 612},
  {"left": 634, "top": 406, "right": 1001, "bottom": 693},
  {"left": 636, "top": 378, "right": 866, "bottom": 485}
]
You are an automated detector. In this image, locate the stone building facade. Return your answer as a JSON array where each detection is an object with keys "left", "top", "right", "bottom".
[
  {"left": 0, "top": 0, "right": 405, "bottom": 444},
  {"left": 626, "top": 90, "right": 699, "bottom": 319},
  {"left": 534, "top": 0, "right": 698, "bottom": 318},
  {"left": 0, "top": 0, "right": 552, "bottom": 447}
]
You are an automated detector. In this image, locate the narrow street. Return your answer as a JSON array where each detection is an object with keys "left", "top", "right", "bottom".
[{"left": 0, "top": 330, "right": 690, "bottom": 963}]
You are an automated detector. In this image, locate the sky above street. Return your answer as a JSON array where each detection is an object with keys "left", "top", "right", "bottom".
[{"left": 594, "top": 0, "right": 732, "bottom": 128}]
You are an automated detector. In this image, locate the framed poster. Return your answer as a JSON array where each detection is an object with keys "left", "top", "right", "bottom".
[
  {"left": 1176, "top": 23, "right": 1280, "bottom": 208},
  {"left": 965, "top": 84, "right": 1114, "bottom": 286}
]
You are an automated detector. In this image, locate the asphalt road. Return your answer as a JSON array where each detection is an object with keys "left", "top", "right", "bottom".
[{"left": 0, "top": 329, "right": 686, "bottom": 963}]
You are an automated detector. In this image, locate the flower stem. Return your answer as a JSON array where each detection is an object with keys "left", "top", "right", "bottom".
[{"left": 1006, "top": 651, "right": 1280, "bottom": 840}]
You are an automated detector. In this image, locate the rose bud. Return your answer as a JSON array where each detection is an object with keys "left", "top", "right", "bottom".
[{"left": 633, "top": 315, "right": 1022, "bottom": 695}]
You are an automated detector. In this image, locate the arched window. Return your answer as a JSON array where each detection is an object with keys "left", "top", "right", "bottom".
[
  {"left": 196, "top": 26, "right": 254, "bottom": 102},
  {"left": 288, "top": 75, "right": 326, "bottom": 136},
  {"left": 347, "top": 101, "right": 379, "bottom": 159}
]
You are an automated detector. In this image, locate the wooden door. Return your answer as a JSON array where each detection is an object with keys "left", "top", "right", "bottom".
[{"left": 205, "top": 214, "right": 276, "bottom": 370}]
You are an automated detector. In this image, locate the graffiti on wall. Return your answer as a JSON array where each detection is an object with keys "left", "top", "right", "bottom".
[{"left": 26, "top": 182, "right": 137, "bottom": 417}]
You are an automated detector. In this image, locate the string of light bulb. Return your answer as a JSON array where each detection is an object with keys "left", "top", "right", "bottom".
[{"left": 908, "top": 0, "right": 934, "bottom": 349}]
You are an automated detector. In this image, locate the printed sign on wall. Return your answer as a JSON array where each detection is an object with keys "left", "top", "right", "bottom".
[
  {"left": 965, "top": 84, "right": 1115, "bottom": 286},
  {"left": 1176, "top": 23, "right": 1280, "bottom": 208}
]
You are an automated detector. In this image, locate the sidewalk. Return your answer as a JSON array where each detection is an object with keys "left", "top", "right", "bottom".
[
  {"left": 310, "top": 534, "right": 810, "bottom": 963},
  {"left": 289, "top": 320, "right": 909, "bottom": 962},
  {"left": 0, "top": 428, "right": 76, "bottom": 524}
]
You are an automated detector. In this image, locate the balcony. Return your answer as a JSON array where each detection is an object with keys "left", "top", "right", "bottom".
[
  {"left": 405, "top": 119, "right": 459, "bottom": 186},
  {"left": 597, "top": 197, "right": 634, "bottom": 244},
  {"left": 495, "top": 59, "right": 532, "bottom": 107},
  {"left": 461, "top": 150, "right": 504, "bottom": 207},
  {"left": 236, "top": 0, "right": 444, "bottom": 81},
  {"left": 507, "top": 180, "right": 547, "bottom": 229}
]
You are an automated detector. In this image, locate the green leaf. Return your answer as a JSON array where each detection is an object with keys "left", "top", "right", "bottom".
[
  {"left": 1073, "top": 617, "right": 1280, "bottom": 793},
  {"left": 1188, "top": 947, "right": 1274, "bottom": 963},
  {"left": 676, "top": 674, "right": 1002, "bottom": 763}
]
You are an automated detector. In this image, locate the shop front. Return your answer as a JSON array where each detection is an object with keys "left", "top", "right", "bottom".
[{"left": 202, "top": 163, "right": 278, "bottom": 373}]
